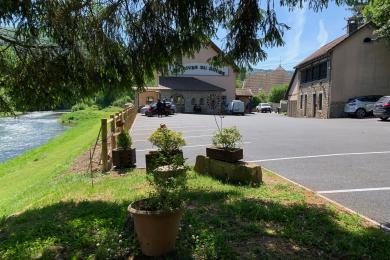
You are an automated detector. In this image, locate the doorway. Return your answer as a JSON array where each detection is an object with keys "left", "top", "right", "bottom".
[
  {"left": 172, "top": 94, "right": 185, "bottom": 113},
  {"left": 304, "top": 95, "right": 307, "bottom": 116},
  {"left": 312, "top": 93, "right": 317, "bottom": 117}
]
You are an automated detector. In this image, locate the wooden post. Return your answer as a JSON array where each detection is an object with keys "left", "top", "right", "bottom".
[
  {"left": 110, "top": 115, "right": 116, "bottom": 150},
  {"left": 126, "top": 108, "right": 131, "bottom": 130},
  {"left": 101, "top": 118, "right": 108, "bottom": 172}
]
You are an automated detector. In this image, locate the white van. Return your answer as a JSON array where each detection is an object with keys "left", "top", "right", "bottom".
[{"left": 228, "top": 100, "right": 245, "bottom": 115}]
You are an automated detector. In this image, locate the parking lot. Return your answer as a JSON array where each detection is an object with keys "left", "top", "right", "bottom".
[{"left": 131, "top": 112, "right": 390, "bottom": 229}]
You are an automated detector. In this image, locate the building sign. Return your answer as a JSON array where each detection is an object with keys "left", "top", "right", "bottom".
[{"left": 172, "top": 63, "right": 229, "bottom": 76}]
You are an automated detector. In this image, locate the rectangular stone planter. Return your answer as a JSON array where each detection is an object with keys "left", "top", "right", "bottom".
[
  {"left": 206, "top": 147, "right": 243, "bottom": 163},
  {"left": 194, "top": 155, "right": 262, "bottom": 186},
  {"left": 112, "top": 148, "right": 136, "bottom": 169},
  {"left": 145, "top": 150, "right": 184, "bottom": 172}
]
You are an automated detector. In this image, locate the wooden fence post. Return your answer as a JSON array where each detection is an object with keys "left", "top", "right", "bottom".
[
  {"left": 110, "top": 115, "right": 116, "bottom": 150},
  {"left": 101, "top": 118, "right": 108, "bottom": 172}
]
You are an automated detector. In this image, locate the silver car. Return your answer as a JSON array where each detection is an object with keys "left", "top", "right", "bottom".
[{"left": 344, "top": 95, "right": 382, "bottom": 118}]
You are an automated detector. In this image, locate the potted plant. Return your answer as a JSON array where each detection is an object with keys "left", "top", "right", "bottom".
[
  {"left": 206, "top": 126, "right": 243, "bottom": 162},
  {"left": 128, "top": 132, "right": 188, "bottom": 256},
  {"left": 111, "top": 130, "right": 136, "bottom": 168},
  {"left": 145, "top": 124, "right": 186, "bottom": 172}
]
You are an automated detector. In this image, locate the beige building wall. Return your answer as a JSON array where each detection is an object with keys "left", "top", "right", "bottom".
[
  {"left": 330, "top": 25, "right": 390, "bottom": 117},
  {"left": 287, "top": 71, "right": 299, "bottom": 117},
  {"left": 181, "top": 46, "right": 236, "bottom": 103}
]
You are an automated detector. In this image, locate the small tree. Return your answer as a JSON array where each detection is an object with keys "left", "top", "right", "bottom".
[
  {"left": 251, "top": 89, "right": 267, "bottom": 106},
  {"left": 268, "top": 84, "right": 288, "bottom": 103}
]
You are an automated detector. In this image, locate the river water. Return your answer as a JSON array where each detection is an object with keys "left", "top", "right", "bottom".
[{"left": 0, "top": 112, "right": 68, "bottom": 163}]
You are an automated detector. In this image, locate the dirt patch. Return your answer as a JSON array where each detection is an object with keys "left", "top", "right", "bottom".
[
  {"left": 68, "top": 144, "right": 102, "bottom": 174},
  {"left": 232, "top": 235, "right": 324, "bottom": 258}
]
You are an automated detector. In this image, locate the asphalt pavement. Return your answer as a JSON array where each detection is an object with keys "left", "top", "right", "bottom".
[{"left": 131, "top": 112, "right": 390, "bottom": 228}]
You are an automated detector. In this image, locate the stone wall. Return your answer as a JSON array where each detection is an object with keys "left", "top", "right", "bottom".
[{"left": 296, "top": 82, "right": 330, "bottom": 119}]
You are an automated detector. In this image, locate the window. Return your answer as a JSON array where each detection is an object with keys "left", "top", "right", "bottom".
[
  {"left": 319, "top": 62, "right": 327, "bottom": 79},
  {"left": 221, "top": 96, "right": 227, "bottom": 105},
  {"left": 191, "top": 97, "right": 196, "bottom": 105},
  {"left": 318, "top": 93, "right": 323, "bottom": 110},
  {"left": 146, "top": 96, "right": 154, "bottom": 104},
  {"left": 199, "top": 98, "right": 204, "bottom": 105},
  {"left": 300, "top": 61, "right": 328, "bottom": 84},
  {"left": 300, "top": 94, "right": 303, "bottom": 109}
]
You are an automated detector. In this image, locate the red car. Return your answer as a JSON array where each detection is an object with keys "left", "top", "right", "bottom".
[{"left": 145, "top": 103, "right": 175, "bottom": 117}]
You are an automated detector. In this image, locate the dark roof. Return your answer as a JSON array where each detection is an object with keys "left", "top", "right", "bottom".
[
  {"left": 236, "top": 88, "right": 253, "bottom": 97},
  {"left": 295, "top": 23, "right": 372, "bottom": 69},
  {"left": 296, "top": 35, "right": 347, "bottom": 68},
  {"left": 158, "top": 77, "right": 225, "bottom": 92}
]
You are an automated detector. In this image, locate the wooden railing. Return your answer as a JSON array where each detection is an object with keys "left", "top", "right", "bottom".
[{"left": 100, "top": 104, "right": 138, "bottom": 171}]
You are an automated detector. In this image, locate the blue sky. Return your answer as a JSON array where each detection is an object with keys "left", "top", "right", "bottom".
[{"left": 214, "top": 2, "right": 352, "bottom": 71}]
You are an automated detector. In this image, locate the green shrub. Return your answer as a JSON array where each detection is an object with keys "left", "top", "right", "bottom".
[
  {"left": 268, "top": 84, "right": 288, "bottom": 103},
  {"left": 212, "top": 127, "right": 242, "bottom": 150},
  {"left": 117, "top": 130, "right": 132, "bottom": 150},
  {"left": 112, "top": 96, "right": 133, "bottom": 108},
  {"left": 148, "top": 125, "right": 186, "bottom": 155},
  {"left": 71, "top": 103, "right": 88, "bottom": 112}
]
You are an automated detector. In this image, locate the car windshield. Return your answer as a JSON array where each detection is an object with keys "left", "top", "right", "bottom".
[
  {"left": 377, "top": 96, "right": 390, "bottom": 103},
  {"left": 261, "top": 103, "right": 270, "bottom": 106}
]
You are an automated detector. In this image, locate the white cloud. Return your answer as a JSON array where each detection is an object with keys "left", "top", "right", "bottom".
[
  {"left": 317, "top": 20, "right": 329, "bottom": 47},
  {"left": 284, "top": 5, "right": 307, "bottom": 64}
]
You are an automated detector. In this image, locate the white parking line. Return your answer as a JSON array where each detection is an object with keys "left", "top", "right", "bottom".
[
  {"left": 131, "top": 128, "right": 216, "bottom": 136},
  {"left": 133, "top": 134, "right": 213, "bottom": 142},
  {"left": 246, "top": 150, "right": 390, "bottom": 163},
  {"left": 318, "top": 187, "right": 390, "bottom": 194}
]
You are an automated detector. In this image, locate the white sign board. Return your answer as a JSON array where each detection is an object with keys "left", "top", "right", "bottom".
[{"left": 171, "top": 63, "right": 229, "bottom": 76}]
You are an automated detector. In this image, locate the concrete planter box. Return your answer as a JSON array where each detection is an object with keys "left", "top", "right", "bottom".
[
  {"left": 145, "top": 150, "right": 184, "bottom": 172},
  {"left": 206, "top": 147, "right": 243, "bottom": 162},
  {"left": 112, "top": 148, "right": 136, "bottom": 168},
  {"left": 194, "top": 155, "right": 262, "bottom": 185}
]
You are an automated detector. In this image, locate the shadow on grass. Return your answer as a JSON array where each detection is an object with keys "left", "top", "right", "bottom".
[{"left": 1, "top": 189, "right": 389, "bottom": 259}]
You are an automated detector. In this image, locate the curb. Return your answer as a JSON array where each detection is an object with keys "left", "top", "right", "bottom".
[{"left": 262, "top": 167, "right": 390, "bottom": 233}]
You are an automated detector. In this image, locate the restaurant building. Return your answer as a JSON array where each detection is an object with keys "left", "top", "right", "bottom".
[{"left": 136, "top": 42, "right": 237, "bottom": 114}]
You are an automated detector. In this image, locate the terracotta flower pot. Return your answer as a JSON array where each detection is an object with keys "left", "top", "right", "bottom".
[
  {"left": 128, "top": 200, "right": 183, "bottom": 256},
  {"left": 206, "top": 147, "right": 243, "bottom": 162},
  {"left": 112, "top": 148, "right": 136, "bottom": 168}
]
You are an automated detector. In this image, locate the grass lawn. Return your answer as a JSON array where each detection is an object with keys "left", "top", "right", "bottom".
[{"left": 1, "top": 108, "right": 390, "bottom": 259}]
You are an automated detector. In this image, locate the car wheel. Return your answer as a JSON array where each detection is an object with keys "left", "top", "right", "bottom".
[
  {"left": 380, "top": 117, "right": 389, "bottom": 121},
  {"left": 355, "top": 108, "right": 366, "bottom": 119}
]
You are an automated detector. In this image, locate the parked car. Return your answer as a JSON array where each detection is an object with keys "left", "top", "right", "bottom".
[
  {"left": 344, "top": 95, "right": 382, "bottom": 118},
  {"left": 140, "top": 104, "right": 151, "bottom": 115},
  {"left": 144, "top": 102, "right": 175, "bottom": 117},
  {"left": 256, "top": 103, "right": 272, "bottom": 113},
  {"left": 140, "top": 101, "right": 176, "bottom": 116},
  {"left": 228, "top": 100, "right": 245, "bottom": 115},
  {"left": 373, "top": 96, "right": 390, "bottom": 121}
]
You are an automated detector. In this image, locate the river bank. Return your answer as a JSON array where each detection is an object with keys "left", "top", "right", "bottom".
[
  {"left": 0, "top": 111, "right": 69, "bottom": 163},
  {"left": 0, "top": 107, "right": 121, "bottom": 216}
]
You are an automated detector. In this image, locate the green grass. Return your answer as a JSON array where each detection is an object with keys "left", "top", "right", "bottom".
[
  {"left": 0, "top": 107, "right": 121, "bottom": 216},
  {"left": 1, "top": 108, "right": 389, "bottom": 259},
  {"left": 0, "top": 112, "right": 24, "bottom": 117}
]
